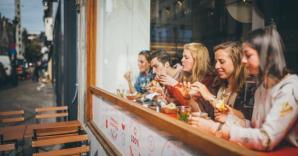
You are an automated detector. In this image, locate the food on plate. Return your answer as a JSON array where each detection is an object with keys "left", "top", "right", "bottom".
[
  {"left": 126, "top": 92, "right": 142, "bottom": 100},
  {"left": 161, "top": 103, "right": 177, "bottom": 114}
]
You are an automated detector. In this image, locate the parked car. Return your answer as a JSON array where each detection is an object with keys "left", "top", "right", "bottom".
[
  {"left": 0, "top": 62, "right": 7, "bottom": 85},
  {"left": 0, "top": 54, "right": 12, "bottom": 77},
  {"left": 0, "top": 54, "right": 12, "bottom": 86}
]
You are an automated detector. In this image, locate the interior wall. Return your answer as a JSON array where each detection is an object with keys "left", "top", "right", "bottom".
[{"left": 96, "top": 0, "right": 151, "bottom": 93}]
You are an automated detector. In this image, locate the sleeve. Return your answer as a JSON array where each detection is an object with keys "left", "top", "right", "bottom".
[
  {"left": 226, "top": 113, "right": 251, "bottom": 128},
  {"left": 134, "top": 76, "right": 142, "bottom": 93},
  {"left": 229, "top": 85, "right": 298, "bottom": 151},
  {"left": 166, "top": 84, "right": 190, "bottom": 106}
]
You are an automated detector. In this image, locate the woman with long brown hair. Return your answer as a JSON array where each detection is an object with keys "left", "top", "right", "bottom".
[
  {"left": 189, "top": 26, "right": 298, "bottom": 151},
  {"left": 190, "top": 41, "right": 255, "bottom": 123}
]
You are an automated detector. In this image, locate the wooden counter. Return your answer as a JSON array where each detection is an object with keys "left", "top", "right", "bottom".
[{"left": 87, "top": 86, "right": 259, "bottom": 156}]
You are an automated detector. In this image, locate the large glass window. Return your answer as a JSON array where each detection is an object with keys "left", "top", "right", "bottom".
[
  {"left": 150, "top": 0, "right": 298, "bottom": 72},
  {"left": 95, "top": 0, "right": 298, "bottom": 94},
  {"left": 150, "top": 0, "right": 252, "bottom": 55},
  {"left": 95, "top": 0, "right": 150, "bottom": 92}
]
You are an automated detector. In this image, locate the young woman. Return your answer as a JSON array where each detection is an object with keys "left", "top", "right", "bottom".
[
  {"left": 124, "top": 50, "right": 154, "bottom": 94},
  {"left": 189, "top": 26, "right": 298, "bottom": 151},
  {"left": 158, "top": 43, "right": 215, "bottom": 112},
  {"left": 190, "top": 41, "right": 255, "bottom": 123}
]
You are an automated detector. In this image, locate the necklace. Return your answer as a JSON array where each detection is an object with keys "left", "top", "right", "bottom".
[{"left": 219, "top": 87, "right": 232, "bottom": 104}]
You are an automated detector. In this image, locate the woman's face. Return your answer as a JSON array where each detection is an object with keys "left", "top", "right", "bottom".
[
  {"left": 150, "top": 57, "right": 167, "bottom": 75},
  {"left": 214, "top": 49, "right": 234, "bottom": 80},
  {"left": 181, "top": 49, "right": 194, "bottom": 72},
  {"left": 138, "top": 54, "right": 150, "bottom": 73},
  {"left": 242, "top": 43, "right": 260, "bottom": 76}
]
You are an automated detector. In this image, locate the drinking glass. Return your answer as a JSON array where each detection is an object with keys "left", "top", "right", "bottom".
[{"left": 177, "top": 106, "right": 191, "bottom": 122}]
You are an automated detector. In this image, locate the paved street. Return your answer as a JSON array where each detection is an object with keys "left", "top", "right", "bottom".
[
  {"left": 0, "top": 80, "right": 56, "bottom": 125},
  {"left": 0, "top": 80, "right": 56, "bottom": 155}
]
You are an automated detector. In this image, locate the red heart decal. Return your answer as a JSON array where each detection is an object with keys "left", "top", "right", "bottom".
[{"left": 121, "top": 123, "right": 125, "bottom": 130}]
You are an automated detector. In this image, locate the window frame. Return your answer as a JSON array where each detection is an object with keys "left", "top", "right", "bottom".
[{"left": 85, "top": 1, "right": 257, "bottom": 155}]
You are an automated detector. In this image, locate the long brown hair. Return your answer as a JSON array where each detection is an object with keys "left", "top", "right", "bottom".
[
  {"left": 243, "top": 25, "right": 288, "bottom": 83},
  {"left": 214, "top": 41, "right": 246, "bottom": 92},
  {"left": 179, "top": 43, "right": 212, "bottom": 83}
]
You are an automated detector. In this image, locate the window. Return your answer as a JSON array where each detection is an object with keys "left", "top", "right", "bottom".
[
  {"left": 150, "top": 0, "right": 252, "bottom": 54},
  {"left": 87, "top": 0, "right": 298, "bottom": 155}
]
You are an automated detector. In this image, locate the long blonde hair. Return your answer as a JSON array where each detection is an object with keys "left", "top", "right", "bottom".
[
  {"left": 214, "top": 41, "right": 246, "bottom": 92},
  {"left": 179, "top": 43, "right": 212, "bottom": 83}
]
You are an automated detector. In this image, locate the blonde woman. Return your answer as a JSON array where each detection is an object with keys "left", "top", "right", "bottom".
[{"left": 158, "top": 43, "right": 215, "bottom": 112}]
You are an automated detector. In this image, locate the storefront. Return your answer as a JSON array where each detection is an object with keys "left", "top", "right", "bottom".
[{"left": 73, "top": 0, "right": 298, "bottom": 155}]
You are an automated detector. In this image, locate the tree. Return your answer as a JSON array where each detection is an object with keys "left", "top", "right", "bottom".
[
  {"left": 24, "top": 39, "right": 41, "bottom": 63},
  {"left": 23, "top": 29, "right": 42, "bottom": 63}
]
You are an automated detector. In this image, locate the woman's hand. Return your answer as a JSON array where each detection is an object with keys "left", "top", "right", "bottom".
[
  {"left": 188, "top": 112, "right": 219, "bottom": 133},
  {"left": 124, "top": 71, "right": 132, "bottom": 82},
  {"left": 214, "top": 109, "right": 228, "bottom": 123},
  {"left": 158, "top": 74, "right": 178, "bottom": 86},
  {"left": 214, "top": 105, "right": 245, "bottom": 123},
  {"left": 191, "top": 81, "right": 213, "bottom": 101},
  {"left": 124, "top": 71, "right": 136, "bottom": 94}
]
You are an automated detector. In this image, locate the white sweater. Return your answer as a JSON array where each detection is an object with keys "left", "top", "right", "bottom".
[{"left": 229, "top": 74, "right": 298, "bottom": 151}]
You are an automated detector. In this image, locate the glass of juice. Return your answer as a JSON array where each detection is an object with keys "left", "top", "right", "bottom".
[{"left": 177, "top": 106, "right": 191, "bottom": 122}]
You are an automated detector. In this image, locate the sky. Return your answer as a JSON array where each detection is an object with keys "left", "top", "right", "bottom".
[{"left": 0, "top": 0, "right": 44, "bottom": 34}]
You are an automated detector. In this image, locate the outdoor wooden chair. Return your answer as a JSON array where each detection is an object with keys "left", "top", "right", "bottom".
[
  {"left": 32, "top": 134, "right": 89, "bottom": 156},
  {"left": 0, "top": 110, "right": 24, "bottom": 125},
  {"left": 35, "top": 106, "right": 68, "bottom": 123},
  {"left": 0, "top": 134, "right": 15, "bottom": 156},
  {"left": 0, "top": 143, "right": 15, "bottom": 155},
  {"left": 33, "top": 124, "right": 83, "bottom": 140}
]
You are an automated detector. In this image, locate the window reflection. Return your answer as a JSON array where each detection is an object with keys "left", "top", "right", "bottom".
[{"left": 150, "top": 0, "right": 252, "bottom": 52}]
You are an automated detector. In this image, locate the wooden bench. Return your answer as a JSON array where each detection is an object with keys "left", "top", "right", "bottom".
[
  {"left": 0, "top": 125, "right": 26, "bottom": 142},
  {"left": 0, "top": 143, "right": 15, "bottom": 152},
  {"left": 32, "top": 145, "right": 89, "bottom": 156},
  {"left": 0, "top": 134, "right": 15, "bottom": 155},
  {"left": 35, "top": 106, "right": 68, "bottom": 123},
  {"left": 32, "top": 134, "right": 89, "bottom": 156},
  {"left": 24, "top": 120, "right": 81, "bottom": 139},
  {"left": 33, "top": 125, "right": 83, "bottom": 140},
  {"left": 0, "top": 110, "right": 24, "bottom": 125}
]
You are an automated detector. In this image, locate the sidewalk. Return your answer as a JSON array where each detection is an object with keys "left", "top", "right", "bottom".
[
  {"left": 0, "top": 80, "right": 56, "bottom": 125},
  {"left": 0, "top": 80, "right": 56, "bottom": 155}
]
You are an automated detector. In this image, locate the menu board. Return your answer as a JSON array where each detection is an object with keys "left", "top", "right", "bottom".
[{"left": 93, "top": 95, "right": 202, "bottom": 156}]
